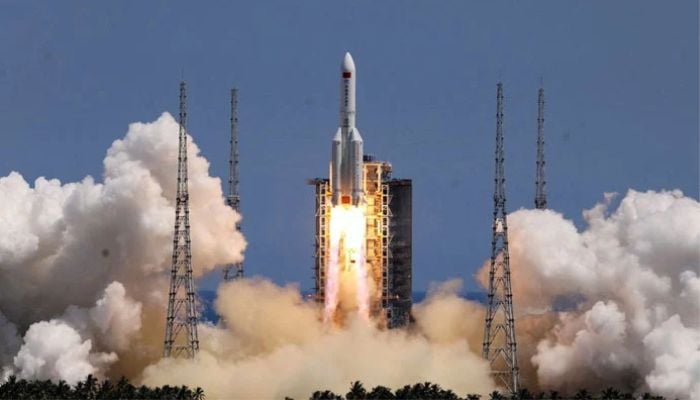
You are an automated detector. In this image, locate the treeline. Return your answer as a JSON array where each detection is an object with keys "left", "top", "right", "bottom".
[
  {"left": 0, "top": 375, "right": 204, "bottom": 400},
  {"left": 303, "top": 381, "right": 668, "bottom": 400}
]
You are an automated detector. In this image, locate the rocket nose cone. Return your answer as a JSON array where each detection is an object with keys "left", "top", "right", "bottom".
[{"left": 342, "top": 52, "right": 355, "bottom": 72}]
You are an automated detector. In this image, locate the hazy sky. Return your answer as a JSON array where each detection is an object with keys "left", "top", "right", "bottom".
[{"left": 1, "top": 1, "right": 697, "bottom": 291}]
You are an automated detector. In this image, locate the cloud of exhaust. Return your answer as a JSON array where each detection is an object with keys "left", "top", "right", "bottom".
[
  {"left": 0, "top": 112, "right": 696, "bottom": 399},
  {"left": 142, "top": 278, "right": 496, "bottom": 399},
  {"left": 482, "top": 190, "right": 700, "bottom": 399}
]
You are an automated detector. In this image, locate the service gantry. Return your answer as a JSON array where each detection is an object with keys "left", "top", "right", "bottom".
[
  {"left": 163, "top": 81, "right": 200, "bottom": 358},
  {"left": 482, "top": 82, "right": 520, "bottom": 392},
  {"left": 224, "top": 88, "right": 244, "bottom": 281}
]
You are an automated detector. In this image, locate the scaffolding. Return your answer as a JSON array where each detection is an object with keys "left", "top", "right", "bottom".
[
  {"left": 163, "top": 81, "right": 199, "bottom": 359},
  {"left": 534, "top": 86, "right": 547, "bottom": 210},
  {"left": 309, "top": 178, "right": 331, "bottom": 304},
  {"left": 482, "top": 82, "right": 519, "bottom": 392},
  {"left": 224, "top": 88, "right": 244, "bottom": 280},
  {"left": 309, "top": 158, "right": 411, "bottom": 328}
]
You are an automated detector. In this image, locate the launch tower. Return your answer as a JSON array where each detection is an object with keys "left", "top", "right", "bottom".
[
  {"left": 482, "top": 83, "right": 519, "bottom": 391},
  {"left": 534, "top": 86, "right": 547, "bottom": 210},
  {"left": 163, "top": 82, "right": 200, "bottom": 358},
  {"left": 310, "top": 163, "right": 412, "bottom": 329},
  {"left": 224, "top": 88, "right": 244, "bottom": 281}
]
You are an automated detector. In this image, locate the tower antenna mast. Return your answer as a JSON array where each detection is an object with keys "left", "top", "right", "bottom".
[
  {"left": 482, "top": 82, "right": 519, "bottom": 392},
  {"left": 535, "top": 86, "right": 547, "bottom": 210},
  {"left": 163, "top": 81, "right": 199, "bottom": 358},
  {"left": 224, "top": 88, "right": 244, "bottom": 281}
]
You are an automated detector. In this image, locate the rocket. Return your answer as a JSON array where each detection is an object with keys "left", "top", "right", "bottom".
[{"left": 331, "top": 52, "right": 364, "bottom": 206}]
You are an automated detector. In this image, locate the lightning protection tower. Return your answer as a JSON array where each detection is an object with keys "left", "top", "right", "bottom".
[
  {"left": 482, "top": 82, "right": 519, "bottom": 392},
  {"left": 224, "top": 88, "right": 244, "bottom": 281},
  {"left": 163, "top": 81, "right": 199, "bottom": 358},
  {"left": 534, "top": 86, "right": 547, "bottom": 210}
]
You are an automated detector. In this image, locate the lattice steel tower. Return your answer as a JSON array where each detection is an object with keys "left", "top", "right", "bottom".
[
  {"left": 224, "top": 88, "right": 244, "bottom": 281},
  {"left": 482, "top": 82, "right": 519, "bottom": 392},
  {"left": 163, "top": 81, "right": 199, "bottom": 358},
  {"left": 534, "top": 86, "right": 547, "bottom": 210}
]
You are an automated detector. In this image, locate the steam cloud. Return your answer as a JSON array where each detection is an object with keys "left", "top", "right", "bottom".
[
  {"left": 485, "top": 190, "right": 700, "bottom": 399},
  {"left": 0, "top": 112, "right": 696, "bottom": 399},
  {"left": 0, "top": 113, "right": 245, "bottom": 383}
]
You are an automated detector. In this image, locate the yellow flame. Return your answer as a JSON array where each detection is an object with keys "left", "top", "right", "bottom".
[{"left": 325, "top": 205, "right": 369, "bottom": 324}]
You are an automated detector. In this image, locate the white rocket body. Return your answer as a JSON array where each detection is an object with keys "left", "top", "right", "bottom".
[{"left": 331, "top": 52, "right": 364, "bottom": 206}]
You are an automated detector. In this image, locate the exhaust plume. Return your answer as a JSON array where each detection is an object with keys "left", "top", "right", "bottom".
[{"left": 142, "top": 278, "right": 495, "bottom": 399}]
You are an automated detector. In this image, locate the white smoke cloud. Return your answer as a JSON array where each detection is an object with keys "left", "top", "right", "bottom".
[
  {"left": 11, "top": 320, "right": 117, "bottom": 385},
  {"left": 5, "top": 282, "right": 141, "bottom": 384},
  {"left": 0, "top": 112, "right": 245, "bottom": 329},
  {"left": 643, "top": 315, "right": 700, "bottom": 399},
  {"left": 61, "top": 281, "right": 143, "bottom": 353},
  {"left": 493, "top": 189, "right": 700, "bottom": 399},
  {"left": 0, "top": 112, "right": 245, "bottom": 382}
]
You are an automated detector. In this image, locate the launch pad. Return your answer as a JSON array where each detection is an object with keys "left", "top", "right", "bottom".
[
  {"left": 306, "top": 52, "right": 412, "bottom": 329},
  {"left": 310, "top": 160, "right": 412, "bottom": 329}
]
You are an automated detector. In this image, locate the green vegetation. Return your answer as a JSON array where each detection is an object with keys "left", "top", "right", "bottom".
[
  {"left": 0, "top": 377, "right": 671, "bottom": 399},
  {"left": 304, "top": 382, "right": 668, "bottom": 400},
  {"left": 0, "top": 375, "right": 205, "bottom": 400}
]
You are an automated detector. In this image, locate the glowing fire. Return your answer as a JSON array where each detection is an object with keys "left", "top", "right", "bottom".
[{"left": 324, "top": 205, "right": 369, "bottom": 324}]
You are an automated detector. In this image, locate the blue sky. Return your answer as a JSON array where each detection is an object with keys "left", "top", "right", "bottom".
[{"left": 1, "top": 1, "right": 697, "bottom": 292}]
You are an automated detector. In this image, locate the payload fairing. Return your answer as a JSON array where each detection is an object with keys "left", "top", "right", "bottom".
[{"left": 331, "top": 53, "right": 364, "bottom": 206}]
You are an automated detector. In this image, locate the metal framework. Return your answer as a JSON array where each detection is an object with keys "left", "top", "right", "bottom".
[
  {"left": 164, "top": 81, "right": 199, "bottom": 358},
  {"left": 482, "top": 82, "right": 519, "bottom": 392},
  {"left": 310, "top": 159, "right": 411, "bottom": 329},
  {"left": 310, "top": 178, "right": 331, "bottom": 303},
  {"left": 379, "top": 181, "right": 393, "bottom": 324},
  {"left": 224, "top": 88, "right": 244, "bottom": 280},
  {"left": 534, "top": 86, "right": 547, "bottom": 210}
]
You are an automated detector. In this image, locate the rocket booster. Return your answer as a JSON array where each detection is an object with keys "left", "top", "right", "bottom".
[{"left": 331, "top": 52, "right": 364, "bottom": 206}]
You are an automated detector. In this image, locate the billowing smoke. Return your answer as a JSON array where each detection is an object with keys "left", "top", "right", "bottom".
[
  {"left": 0, "top": 111, "right": 696, "bottom": 399},
  {"left": 0, "top": 112, "right": 245, "bottom": 382},
  {"left": 141, "top": 278, "right": 495, "bottom": 399},
  {"left": 481, "top": 190, "right": 700, "bottom": 399},
  {"left": 0, "top": 112, "right": 496, "bottom": 398}
]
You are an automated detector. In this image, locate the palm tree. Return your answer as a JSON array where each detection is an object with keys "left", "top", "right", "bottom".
[
  {"left": 310, "top": 389, "right": 343, "bottom": 400},
  {"left": 84, "top": 374, "right": 98, "bottom": 400},
  {"left": 515, "top": 388, "right": 534, "bottom": 400},
  {"left": 367, "top": 385, "right": 395, "bottom": 400},
  {"left": 489, "top": 391, "right": 506, "bottom": 400},
  {"left": 96, "top": 379, "right": 114, "bottom": 399},
  {"left": 547, "top": 391, "right": 561, "bottom": 400},
  {"left": 574, "top": 389, "right": 593, "bottom": 400},
  {"left": 49, "top": 379, "right": 68, "bottom": 398},
  {"left": 346, "top": 381, "right": 367, "bottom": 400},
  {"left": 193, "top": 387, "right": 205, "bottom": 400},
  {"left": 601, "top": 387, "right": 621, "bottom": 400}
]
